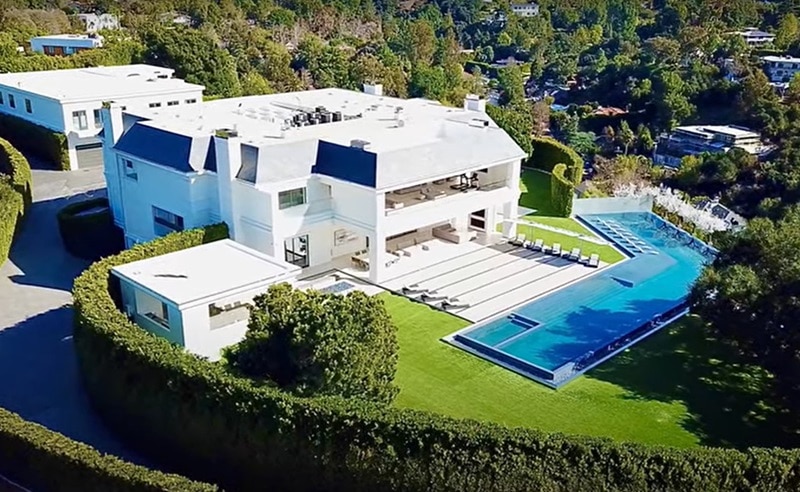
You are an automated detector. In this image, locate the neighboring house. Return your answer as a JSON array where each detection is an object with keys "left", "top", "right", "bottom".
[
  {"left": 76, "top": 13, "right": 120, "bottom": 33},
  {"left": 112, "top": 239, "right": 300, "bottom": 360},
  {"left": 734, "top": 28, "right": 775, "bottom": 47},
  {"left": 160, "top": 12, "right": 194, "bottom": 26},
  {"left": 511, "top": 2, "right": 540, "bottom": 17},
  {"left": 695, "top": 199, "right": 746, "bottom": 231},
  {"left": 100, "top": 84, "right": 526, "bottom": 283},
  {"left": 762, "top": 55, "right": 800, "bottom": 83},
  {"left": 653, "top": 125, "right": 774, "bottom": 168},
  {"left": 30, "top": 34, "right": 103, "bottom": 56},
  {"left": 591, "top": 106, "right": 627, "bottom": 117},
  {"left": 0, "top": 65, "right": 204, "bottom": 170}
]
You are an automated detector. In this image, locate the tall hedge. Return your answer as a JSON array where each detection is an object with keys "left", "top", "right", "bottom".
[
  {"left": 57, "top": 197, "right": 124, "bottom": 261},
  {"left": 0, "top": 138, "right": 30, "bottom": 265},
  {"left": 0, "top": 407, "right": 218, "bottom": 492},
  {"left": 0, "top": 113, "right": 69, "bottom": 171},
  {"left": 530, "top": 137, "right": 583, "bottom": 186},
  {"left": 550, "top": 164, "right": 574, "bottom": 218},
  {"left": 73, "top": 225, "right": 800, "bottom": 492}
]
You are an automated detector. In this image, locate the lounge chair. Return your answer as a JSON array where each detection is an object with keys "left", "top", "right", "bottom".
[
  {"left": 402, "top": 284, "right": 427, "bottom": 295},
  {"left": 549, "top": 243, "right": 562, "bottom": 256},
  {"left": 441, "top": 298, "right": 470, "bottom": 310},
  {"left": 421, "top": 291, "right": 448, "bottom": 302},
  {"left": 565, "top": 247, "right": 581, "bottom": 261},
  {"left": 509, "top": 234, "right": 526, "bottom": 246},
  {"left": 528, "top": 238, "right": 544, "bottom": 251},
  {"left": 587, "top": 253, "right": 600, "bottom": 268}
]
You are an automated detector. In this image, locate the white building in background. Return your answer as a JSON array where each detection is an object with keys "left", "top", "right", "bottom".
[
  {"left": 112, "top": 239, "right": 300, "bottom": 360},
  {"left": 511, "top": 2, "right": 540, "bottom": 17},
  {"left": 30, "top": 34, "right": 103, "bottom": 56},
  {"left": 101, "top": 86, "right": 526, "bottom": 283},
  {"left": 734, "top": 28, "right": 775, "bottom": 48},
  {"left": 762, "top": 55, "right": 800, "bottom": 83},
  {"left": 653, "top": 125, "right": 774, "bottom": 168},
  {"left": 0, "top": 65, "right": 203, "bottom": 170},
  {"left": 76, "top": 13, "right": 120, "bottom": 33}
]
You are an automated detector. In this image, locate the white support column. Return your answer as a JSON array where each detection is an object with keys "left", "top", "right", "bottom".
[
  {"left": 368, "top": 230, "right": 386, "bottom": 283},
  {"left": 501, "top": 201, "right": 517, "bottom": 238},
  {"left": 369, "top": 192, "right": 387, "bottom": 283}
]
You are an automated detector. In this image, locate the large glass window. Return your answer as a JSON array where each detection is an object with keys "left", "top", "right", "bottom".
[
  {"left": 278, "top": 187, "right": 307, "bottom": 209},
  {"left": 93, "top": 109, "right": 102, "bottom": 128},
  {"left": 72, "top": 110, "right": 88, "bottom": 130},
  {"left": 8, "top": 95, "right": 15, "bottom": 109},
  {"left": 121, "top": 157, "right": 137, "bottom": 180},
  {"left": 24, "top": 98, "right": 31, "bottom": 113},
  {"left": 152, "top": 206, "right": 184, "bottom": 237},
  {"left": 284, "top": 235, "right": 309, "bottom": 268}
]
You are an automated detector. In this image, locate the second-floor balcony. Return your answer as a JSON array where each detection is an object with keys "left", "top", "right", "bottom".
[{"left": 385, "top": 174, "right": 508, "bottom": 216}]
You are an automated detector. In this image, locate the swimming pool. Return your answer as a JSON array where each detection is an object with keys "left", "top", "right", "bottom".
[{"left": 448, "top": 212, "right": 714, "bottom": 388}]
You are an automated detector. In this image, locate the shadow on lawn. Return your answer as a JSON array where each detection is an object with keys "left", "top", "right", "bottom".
[
  {"left": 519, "top": 169, "right": 557, "bottom": 216},
  {"left": 586, "top": 316, "right": 795, "bottom": 449}
]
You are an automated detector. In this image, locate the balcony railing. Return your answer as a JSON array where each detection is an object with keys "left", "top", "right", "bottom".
[{"left": 385, "top": 178, "right": 509, "bottom": 215}]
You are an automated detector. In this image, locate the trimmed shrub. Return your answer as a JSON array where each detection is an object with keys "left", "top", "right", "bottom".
[
  {"left": 0, "top": 113, "right": 69, "bottom": 171},
  {"left": 550, "top": 164, "right": 574, "bottom": 217},
  {"left": 0, "top": 178, "right": 22, "bottom": 265},
  {"left": 74, "top": 224, "right": 800, "bottom": 492},
  {"left": 0, "top": 406, "right": 218, "bottom": 492},
  {"left": 530, "top": 137, "right": 583, "bottom": 186},
  {"left": 57, "top": 197, "right": 124, "bottom": 261},
  {"left": 0, "top": 137, "right": 32, "bottom": 210}
]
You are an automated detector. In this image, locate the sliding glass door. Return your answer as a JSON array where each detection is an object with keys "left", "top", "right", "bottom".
[{"left": 284, "top": 235, "right": 309, "bottom": 268}]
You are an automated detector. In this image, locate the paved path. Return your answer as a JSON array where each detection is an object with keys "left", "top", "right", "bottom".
[{"left": 0, "top": 167, "right": 150, "bottom": 471}]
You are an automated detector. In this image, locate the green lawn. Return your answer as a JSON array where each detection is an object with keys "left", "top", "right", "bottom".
[
  {"left": 385, "top": 294, "right": 789, "bottom": 449},
  {"left": 513, "top": 169, "right": 625, "bottom": 263}
]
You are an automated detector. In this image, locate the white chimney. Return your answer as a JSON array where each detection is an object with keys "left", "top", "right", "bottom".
[
  {"left": 464, "top": 94, "right": 486, "bottom": 112},
  {"left": 100, "top": 101, "right": 124, "bottom": 145},
  {"left": 363, "top": 83, "right": 383, "bottom": 96},
  {"left": 214, "top": 130, "right": 242, "bottom": 239}
]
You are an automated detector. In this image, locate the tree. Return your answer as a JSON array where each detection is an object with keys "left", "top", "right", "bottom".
[
  {"left": 486, "top": 103, "right": 533, "bottom": 156},
  {"left": 142, "top": 26, "right": 241, "bottom": 97},
  {"left": 496, "top": 65, "right": 525, "bottom": 105},
  {"left": 775, "top": 13, "right": 800, "bottom": 50},
  {"left": 690, "top": 207, "right": 800, "bottom": 420},
  {"left": 617, "top": 120, "right": 635, "bottom": 154},
  {"left": 636, "top": 124, "right": 655, "bottom": 154},
  {"left": 240, "top": 71, "right": 273, "bottom": 95},
  {"left": 227, "top": 284, "right": 399, "bottom": 404},
  {"left": 531, "top": 100, "right": 550, "bottom": 136}
]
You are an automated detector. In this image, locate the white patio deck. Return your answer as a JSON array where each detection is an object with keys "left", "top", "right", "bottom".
[
  {"left": 297, "top": 234, "right": 608, "bottom": 323},
  {"left": 381, "top": 242, "right": 608, "bottom": 322}
]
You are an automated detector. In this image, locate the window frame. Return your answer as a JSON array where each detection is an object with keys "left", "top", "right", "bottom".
[
  {"left": 121, "top": 157, "right": 137, "bottom": 181},
  {"left": 24, "top": 98, "right": 31, "bottom": 113},
  {"left": 8, "top": 94, "right": 15, "bottom": 109},
  {"left": 148, "top": 102, "right": 162, "bottom": 108},
  {"left": 167, "top": 100, "right": 179, "bottom": 107},
  {"left": 93, "top": 109, "right": 102, "bottom": 128},
  {"left": 72, "top": 110, "right": 88, "bottom": 130},
  {"left": 152, "top": 206, "right": 184, "bottom": 237},
  {"left": 278, "top": 187, "right": 307, "bottom": 210}
]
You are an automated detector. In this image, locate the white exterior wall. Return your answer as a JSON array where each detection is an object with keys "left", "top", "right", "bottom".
[{"left": 0, "top": 90, "right": 65, "bottom": 131}]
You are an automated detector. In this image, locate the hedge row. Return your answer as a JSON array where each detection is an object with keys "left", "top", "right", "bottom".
[
  {"left": 530, "top": 137, "right": 583, "bottom": 186},
  {"left": 0, "top": 137, "right": 31, "bottom": 265},
  {"left": 550, "top": 164, "right": 574, "bottom": 218},
  {"left": 57, "top": 197, "right": 124, "bottom": 261},
  {"left": 0, "top": 113, "right": 69, "bottom": 171},
  {"left": 0, "top": 407, "right": 218, "bottom": 492},
  {"left": 73, "top": 225, "right": 800, "bottom": 492}
]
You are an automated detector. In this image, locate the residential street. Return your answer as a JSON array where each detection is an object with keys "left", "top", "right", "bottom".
[{"left": 0, "top": 166, "right": 149, "bottom": 467}]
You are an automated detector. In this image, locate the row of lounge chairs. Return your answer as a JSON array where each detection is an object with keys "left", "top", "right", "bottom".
[
  {"left": 401, "top": 284, "right": 471, "bottom": 311},
  {"left": 510, "top": 234, "right": 600, "bottom": 268}
]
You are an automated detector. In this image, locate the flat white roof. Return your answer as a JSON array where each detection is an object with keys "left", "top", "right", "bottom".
[
  {"left": 762, "top": 55, "right": 800, "bottom": 63},
  {"left": 32, "top": 34, "right": 97, "bottom": 41},
  {"left": 111, "top": 239, "right": 301, "bottom": 307},
  {"left": 0, "top": 64, "right": 204, "bottom": 103},
  {"left": 123, "top": 88, "right": 526, "bottom": 189},
  {"left": 674, "top": 125, "right": 760, "bottom": 139}
]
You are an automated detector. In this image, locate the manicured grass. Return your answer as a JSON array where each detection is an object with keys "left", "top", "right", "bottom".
[
  {"left": 514, "top": 222, "right": 626, "bottom": 264},
  {"left": 519, "top": 168, "right": 556, "bottom": 215},
  {"left": 385, "top": 293, "right": 789, "bottom": 449}
]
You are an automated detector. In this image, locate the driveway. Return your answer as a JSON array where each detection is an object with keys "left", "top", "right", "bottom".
[{"left": 0, "top": 167, "right": 150, "bottom": 468}]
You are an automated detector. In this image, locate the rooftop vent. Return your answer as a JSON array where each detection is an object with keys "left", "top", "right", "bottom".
[
  {"left": 350, "top": 139, "right": 371, "bottom": 150},
  {"left": 363, "top": 83, "right": 383, "bottom": 96},
  {"left": 469, "top": 118, "right": 490, "bottom": 128}
]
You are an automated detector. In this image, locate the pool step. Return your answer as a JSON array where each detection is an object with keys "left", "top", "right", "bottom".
[{"left": 508, "top": 313, "right": 540, "bottom": 330}]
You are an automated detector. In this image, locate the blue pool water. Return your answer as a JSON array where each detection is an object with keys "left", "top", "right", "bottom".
[{"left": 452, "top": 212, "right": 714, "bottom": 387}]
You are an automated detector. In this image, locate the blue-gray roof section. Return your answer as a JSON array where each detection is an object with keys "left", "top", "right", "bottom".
[
  {"left": 115, "top": 125, "right": 194, "bottom": 172},
  {"left": 313, "top": 140, "right": 377, "bottom": 187}
]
